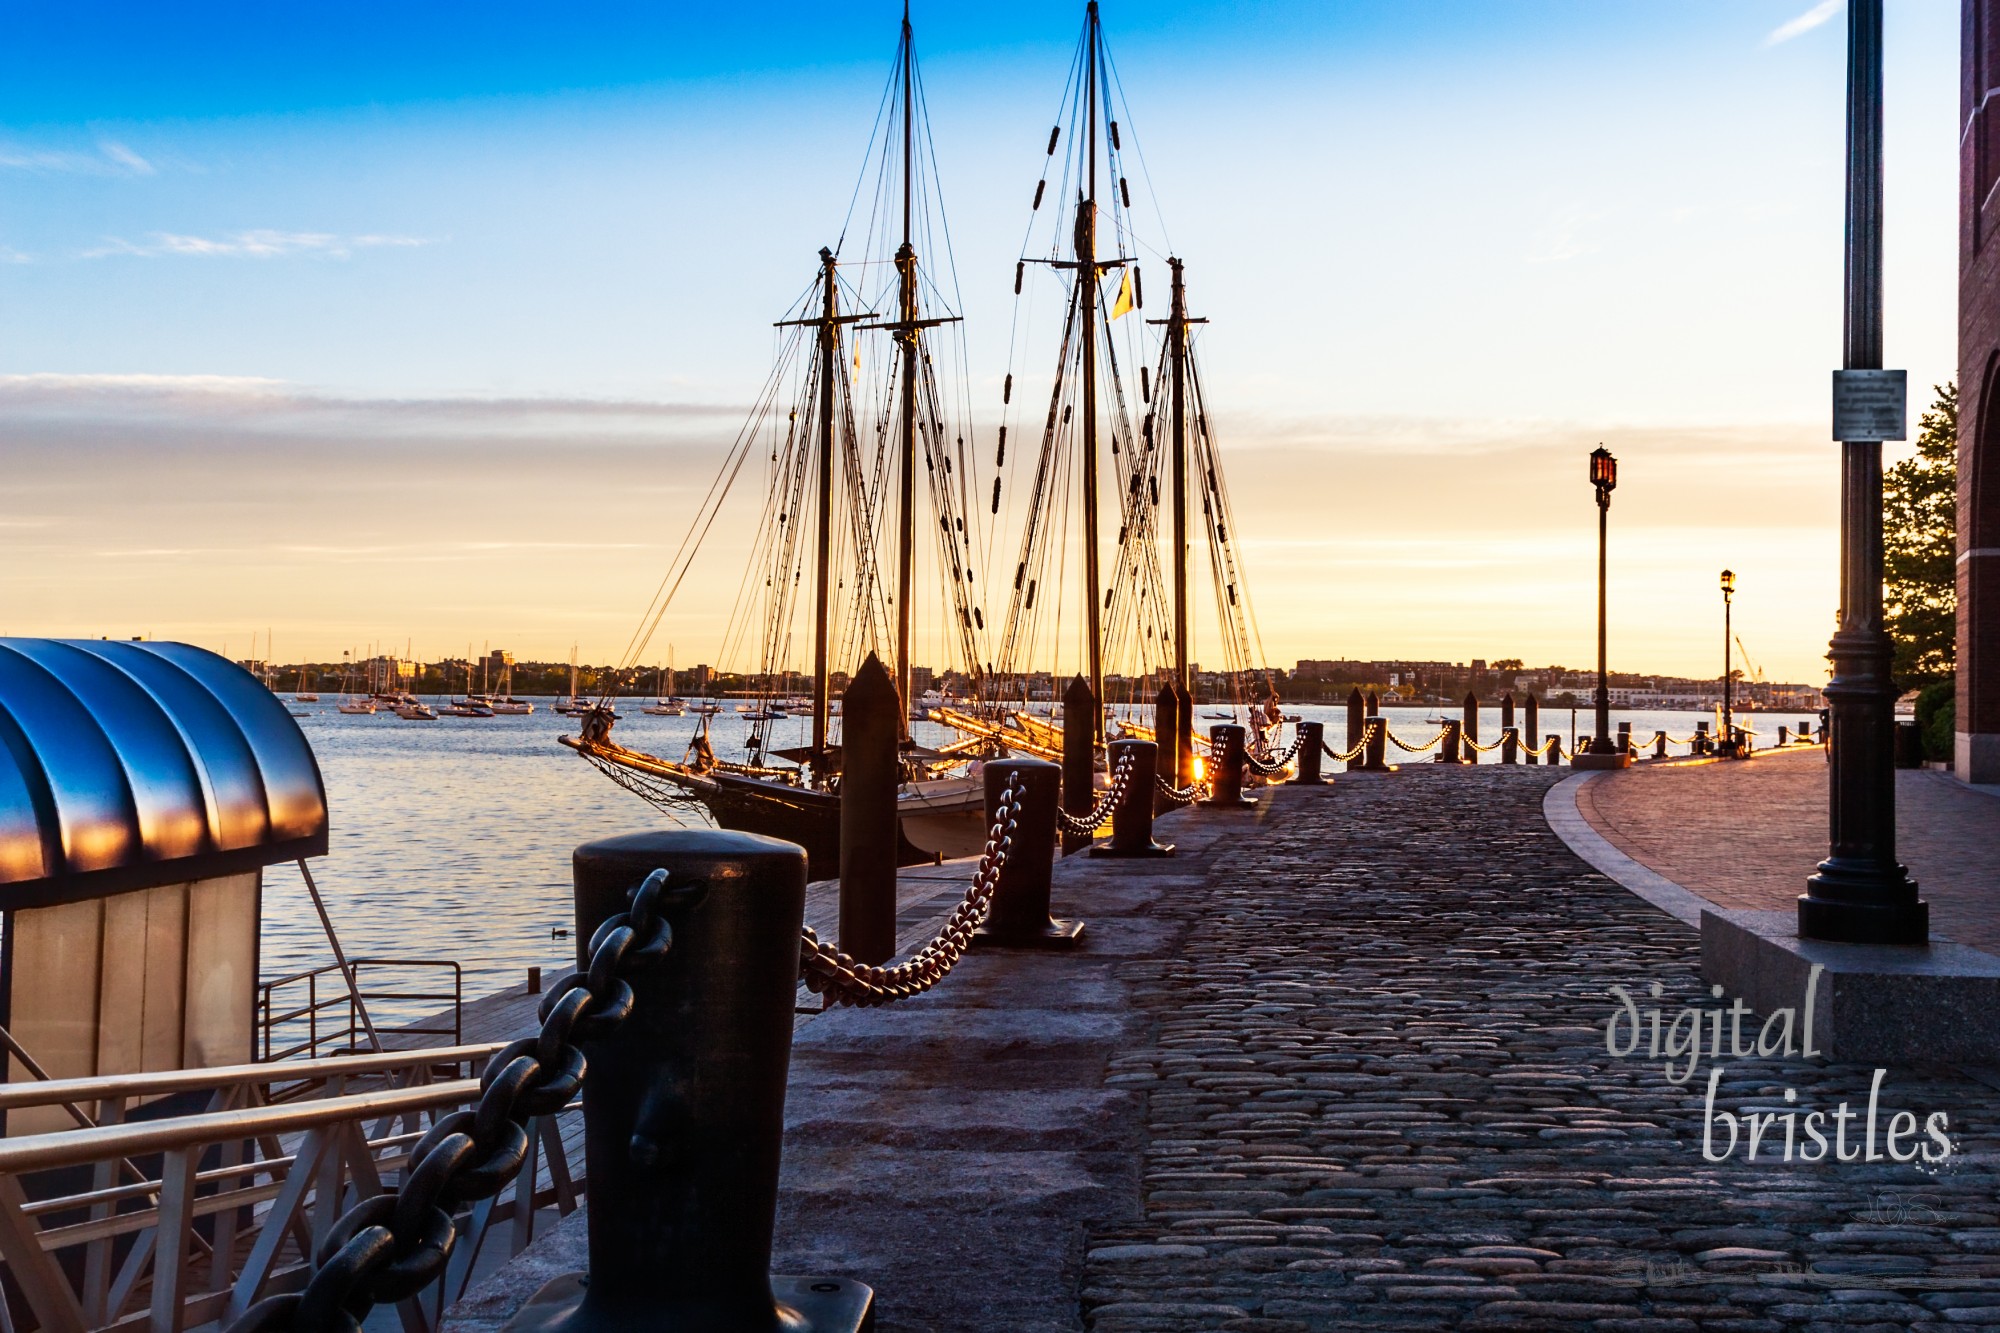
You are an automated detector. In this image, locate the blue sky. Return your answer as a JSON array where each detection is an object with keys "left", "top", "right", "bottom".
[{"left": 0, "top": 1, "right": 1963, "bottom": 680}]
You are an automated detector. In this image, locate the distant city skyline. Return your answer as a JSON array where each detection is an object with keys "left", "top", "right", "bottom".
[{"left": 0, "top": 1, "right": 1960, "bottom": 681}]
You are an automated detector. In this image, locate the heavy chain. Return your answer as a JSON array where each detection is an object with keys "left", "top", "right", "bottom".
[
  {"left": 1244, "top": 731, "right": 1304, "bottom": 776},
  {"left": 1516, "top": 733, "right": 1560, "bottom": 757},
  {"left": 1460, "top": 729, "right": 1505, "bottom": 754},
  {"left": 230, "top": 869, "right": 681, "bottom": 1333},
  {"left": 799, "top": 774, "right": 1024, "bottom": 1007},
  {"left": 1054, "top": 751, "right": 1138, "bottom": 835},
  {"left": 1385, "top": 726, "right": 1449, "bottom": 754},
  {"left": 1320, "top": 721, "right": 1380, "bottom": 764},
  {"left": 1155, "top": 772, "right": 1211, "bottom": 805}
]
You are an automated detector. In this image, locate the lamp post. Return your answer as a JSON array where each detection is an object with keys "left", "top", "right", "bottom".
[
  {"left": 1798, "top": 0, "right": 1926, "bottom": 944},
  {"left": 1719, "top": 569, "right": 1736, "bottom": 757},
  {"left": 1574, "top": 447, "right": 1630, "bottom": 769}
]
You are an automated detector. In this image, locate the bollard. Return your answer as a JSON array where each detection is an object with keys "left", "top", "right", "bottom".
[
  {"left": 1060, "top": 674, "right": 1096, "bottom": 855},
  {"left": 1175, "top": 682, "right": 1194, "bottom": 794},
  {"left": 1462, "top": 692, "right": 1479, "bottom": 765},
  {"left": 1616, "top": 720, "right": 1632, "bottom": 758},
  {"left": 1346, "top": 687, "right": 1366, "bottom": 773},
  {"left": 509, "top": 828, "right": 873, "bottom": 1332},
  {"left": 975, "top": 756, "right": 1082, "bottom": 945},
  {"left": 1154, "top": 680, "right": 1181, "bottom": 814},
  {"left": 1292, "top": 719, "right": 1328, "bottom": 785},
  {"left": 1500, "top": 694, "right": 1518, "bottom": 764},
  {"left": 1438, "top": 718, "right": 1462, "bottom": 764},
  {"left": 1694, "top": 720, "right": 1710, "bottom": 756},
  {"left": 1092, "top": 739, "right": 1174, "bottom": 856},
  {"left": 838, "top": 653, "right": 899, "bottom": 965},
  {"left": 527, "top": 965, "right": 542, "bottom": 995},
  {"left": 1204, "top": 724, "right": 1258, "bottom": 806},
  {"left": 1799, "top": 718, "right": 1813, "bottom": 742},
  {"left": 1547, "top": 734, "right": 1563, "bottom": 764},
  {"left": 1654, "top": 730, "right": 1668, "bottom": 759},
  {"left": 1364, "top": 714, "right": 1389, "bottom": 771},
  {"left": 1779, "top": 725, "right": 1790, "bottom": 746},
  {"left": 1523, "top": 693, "right": 1541, "bottom": 765}
]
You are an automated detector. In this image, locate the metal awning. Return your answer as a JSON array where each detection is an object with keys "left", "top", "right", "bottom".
[{"left": 0, "top": 640, "right": 328, "bottom": 907}]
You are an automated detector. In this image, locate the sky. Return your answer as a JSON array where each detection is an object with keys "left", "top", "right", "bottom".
[{"left": 0, "top": 0, "right": 1962, "bottom": 683}]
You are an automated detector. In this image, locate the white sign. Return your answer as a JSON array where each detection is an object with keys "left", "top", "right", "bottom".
[{"left": 1832, "top": 369, "right": 1907, "bottom": 442}]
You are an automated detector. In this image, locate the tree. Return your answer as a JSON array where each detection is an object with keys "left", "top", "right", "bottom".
[{"left": 1883, "top": 381, "right": 1957, "bottom": 682}]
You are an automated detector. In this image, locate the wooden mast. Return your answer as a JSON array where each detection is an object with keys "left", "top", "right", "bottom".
[
  {"left": 1169, "top": 257, "right": 1189, "bottom": 699},
  {"left": 811, "top": 246, "right": 838, "bottom": 766},
  {"left": 1078, "top": 0, "right": 1104, "bottom": 743},
  {"left": 895, "top": 1, "right": 918, "bottom": 738}
]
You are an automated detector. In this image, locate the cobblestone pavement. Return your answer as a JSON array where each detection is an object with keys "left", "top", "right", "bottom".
[
  {"left": 1085, "top": 767, "right": 2000, "bottom": 1332},
  {"left": 1576, "top": 749, "right": 2000, "bottom": 949}
]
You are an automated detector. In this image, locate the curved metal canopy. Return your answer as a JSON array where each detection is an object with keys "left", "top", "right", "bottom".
[{"left": 0, "top": 640, "right": 327, "bottom": 907}]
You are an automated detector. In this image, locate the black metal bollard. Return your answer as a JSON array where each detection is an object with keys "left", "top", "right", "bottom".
[
  {"left": 1546, "top": 734, "right": 1563, "bottom": 763},
  {"left": 1462, "top": 692, "right": 1479, "bottom": 765},
  {"left": 1292, "top": 720, "right": 1328, "bottom": 785},
  {"left": 838, "top": 653, "right": 899, "bottom": 965},
  {"left": 1438, "top": 718, "right": 1462, "bottom": 764},
  {"left": 1799, "top": 718, "right": 1814, "bottom": 742},
  {"left": 1346, "top": 687, "right": 1366, "bottom": 773},
  {"left": 1616, "top": 720, "right": 1632, "bottom": 758},
  {"left": 976, "top": 756, "right": 1082, "bottom": 945},
  {"left": 1523, "top": 693, "right": 1541, "bottom": 765},
  {"left": 1061, "top": 674, "right": 1096, "bottom": 855},
  {"left": 1364, "top": 713, "right": 1389, "bottom": 771},
  {"left": 1154, "top": 680, "right": 1181, "bottom": 814},
  {"left": 1175, "top": 682, "right": 1194, "bottom": 794},
  {"left": 1092, "top": 739, "right": 1174, "bottom": 856},
  {"left": 1204, "top": 724, "right": 1258, "bottom": 806},
  {"left": 1654, "top": 730, "right": 1668, "bottom": 759},
  {"left": 1500, "top": 694, "right": 1518, "bottom": 764},
  {"left": 1779, "top": 725, "right": 1790, "bottom": 746},
  {"left": 1695, "top": 720, "right": 1710, "bottom": 756},
  {"left": 509, "top": 829, "right": 873, "bottom": 1333}
]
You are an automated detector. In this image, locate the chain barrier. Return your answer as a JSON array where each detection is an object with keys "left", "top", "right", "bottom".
[
  {"left": 1460, "top": 731, "right": 1504, "bottom": 754},
  {"left": 1384, "top": 726, "right": 1449, "bottom": 754},
  {"left": 798, "top": 774, "right": 1025, "bottom": 1007},
  {"left": 1243, "top": 731, "right": 1306, "bottom": 776},
  {"left": 1155, "top": 772, "right": 1212, "bottom": 806},
  {"left": 1516, "top": 733, "right": 1559, "bottom": 757},
  {"left": 1319, "top": 721, "right": 1380, "bottom": 764},
  {"left": 230, "top": 870, "right": 678, "bottom": 1333},
  {"left": 1053, "top": 751, "right": 1139, "bottom": 836}
]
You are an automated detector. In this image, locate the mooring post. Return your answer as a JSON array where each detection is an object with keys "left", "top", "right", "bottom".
[
  {"left": 1346, "top": 687, "right": 1365, "bottom": 772},
  {"left": 1438, "top": 718, "right": 1462, "bottom": 764},
  {"left": 1154, "top": 680, "right": 1181, "bottom": 813},
  {"left": 1293, "top": 720, "right": 1327, "bottom": 785},
  {"left": 1616, "top": 720, "right": 1632, "bottom": 758},
  {"left": 1364, "top": 713, "right": 1389, "bottom": 771},
  {"left": 1547, "top": 734, "right": 1564, "bottom": 763},
  {"left": 976, "top": 756, "right": 1082, "bottom": 946},
  {"left": 1061, "top": 674, "right": 1096, "bottom": 855},
  {"left": 1523, "top": 693, "right": 1541, "bottom": 765},
  {"left": 838, "top": 654, "right": 899, "bottom": 965},
  {"left": 1175, "top": 682, "right": 1195, "bottom": 793},
  {"left": 509, "top": 828, "right": 872, "bottom": 1332},
  {"left": 1780, "top": 724, "right": 1791, "bottom": 746},
  {"left": 1500, "top": 693, "right": 1518, "bottom": 764},
  {"left": 1654, "top": 729, "right": 1669, "bottom": 759},
  {"left": 1204, "top": 724, "right": 1257, "bottom": 806},
  {"left": 1461, "top": 692, "right": 1479, "bottom": 765},
  {"left": 1093, "top": 738, "right": 1173, "bottom": 856},
  {"left": 1695, "top": 719, "right": 1710, "bottom": 756}
]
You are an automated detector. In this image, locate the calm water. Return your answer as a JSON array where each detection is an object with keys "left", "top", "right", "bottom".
[{"left": 270, "top": 696, "right": 1815, "bottom": 1025}]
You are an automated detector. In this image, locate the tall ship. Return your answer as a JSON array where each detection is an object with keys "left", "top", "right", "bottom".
[{"left": 565, "top": 3, "right": 994, "bottom": 877}]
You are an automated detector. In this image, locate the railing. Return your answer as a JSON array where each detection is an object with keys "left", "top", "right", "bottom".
[
  {"left": 0, "top": 1043, "right": 575, "bottom": 1333},
  {"left": 255, "top": 959, "right": 462, "bottom": 1063}
]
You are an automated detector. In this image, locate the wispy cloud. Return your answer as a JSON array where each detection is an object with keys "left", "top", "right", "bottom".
[
  {"left": 0, "top": 140, "right": 156, "bottom": 176},
  {"left": 80, "top": 230, "right": 435, "bottom": 260},
  {"left": 1765, "top": 0, "right": 1842, "bottom": 47},
  {"left": 0, "top": 244, "right": 30, "bottom": 265}
]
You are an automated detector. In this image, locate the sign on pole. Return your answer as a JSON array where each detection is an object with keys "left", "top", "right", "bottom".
[{"left": 1831, "top": 369, "right": 1907, "bottom": 441}]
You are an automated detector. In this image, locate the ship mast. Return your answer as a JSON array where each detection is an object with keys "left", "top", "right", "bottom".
[
  {"left": 895, "top": 1, "right": 918, "bottom": 736},
  {"left": 1168, "top": 258, "right": 1190, "bottom": 697},
  {"left": 1078, "top": 0, "right": 1104, "bottom": 742},
  {"left": 811, "top": 246, "right": 839, "bottom": 765}
]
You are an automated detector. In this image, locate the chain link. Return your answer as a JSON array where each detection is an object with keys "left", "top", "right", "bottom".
[
  {"left": 1155, "top": 772, "right": 1212, "bottom": 805},
  {"left": 230, "top": 869, "right": 682, "bottom": 1333},
  {"left": 1054, "top": 750, "right": 1139, "bottom": 836},
  {"left": 1384, "top": 726, "right": 1449, "bottom": 754},
  {"left": 798, "top": 774, "right": 1025, "bottom": 1006},
  {"left": 1320, "top": 720, "right": 1380, "bottom": 764},
  {"left": 1243, "top": 731, "right": 1304, "bottom": 776}
]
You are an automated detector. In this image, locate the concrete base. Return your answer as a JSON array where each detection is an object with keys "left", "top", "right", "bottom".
[
  {"left": 500, "top": 1272, "right": 874, "bottom": 1332},
  {"left": 972, "top": 917, "right": 1085, "bottom": 949},
  {"left": 1088, "top": 840, "right": 1175, "bottom": 858},
  {"left": 1959, "top": 730, "right": 2000, "bottom": 785},
  {"left": 1701, "top": 907, "right": 2000, "bottom": 1063},
  {"left": 1570, "top": 751, "right": 1632, "bottom": 771}
]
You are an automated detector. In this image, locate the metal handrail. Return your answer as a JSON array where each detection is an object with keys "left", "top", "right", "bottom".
[
  {"left": 0, "top": 1041, "right": 505, "bottom": 1111},
  {"left": 256, "top": 956, "right": 464, "bottom": 1061}
]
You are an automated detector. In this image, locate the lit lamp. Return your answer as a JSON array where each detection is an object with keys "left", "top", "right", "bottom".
[
  {"left": 1574, "top": 447, "right": 1629, "bottom": 768},
  {"left": 1719, "top": 570, "right": 1737, "bottom": 757}
]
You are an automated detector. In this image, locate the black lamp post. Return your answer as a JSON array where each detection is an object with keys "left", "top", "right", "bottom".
[
  {"left": 1577, "top": 445, "right": 1629, "bottom": 767},
  {"left": 1719, "top": 569, "right": 1737, "bottom": 757},
  {"left": 1798, "top": 0, "right": 1926, "bottom": 944}
]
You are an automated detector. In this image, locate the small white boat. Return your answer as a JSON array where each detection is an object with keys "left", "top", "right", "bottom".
[
  {"left": 338, "top": 700, "right": 377, "bottom": 715},
  {"left": 441, "top": 702, "right": 494, "bottom": 718},
  {"left": 490, "top": 698, "right": 535, "bottom": 715},
  {"left": 644, "top": 698, "right": 688, "bottom": 716},
  {"left": 396, "top": 702, "right": 439, "bottom": 721},
  {"left": 293, "top": 693, "right": 321, "bottom": 704}
]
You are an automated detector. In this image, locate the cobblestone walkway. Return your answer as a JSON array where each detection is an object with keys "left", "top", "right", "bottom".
[{"left": 1085, "top": 768, "right": 2000, "bottom": 1332}]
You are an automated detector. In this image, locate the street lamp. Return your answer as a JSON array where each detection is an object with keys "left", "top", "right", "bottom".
[
  {"left": 1719, "top": 569, "right": 1736, "bottom": 757},
  {"left": 1574, "top": 446, "right": 1630, "bottom": 768}
]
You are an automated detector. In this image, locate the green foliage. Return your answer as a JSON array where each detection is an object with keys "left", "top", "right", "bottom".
[
  {"left": 1883, "top": 381, "right": 1957, "bottom": 682},
  {"left": 1915, "top": 679, "right": 1956, "bottom": 763}
]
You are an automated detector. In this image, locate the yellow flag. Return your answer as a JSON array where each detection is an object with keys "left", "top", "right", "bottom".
[
  {"left": 1111, "top": 268, "right": 1134, "bottom": 319},
  {"left": 853, "top": 341, "right": 862, "bottom": 374}
]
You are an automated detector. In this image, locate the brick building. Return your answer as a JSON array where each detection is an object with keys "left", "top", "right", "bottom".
[{"left": 1961, "top": 1, "right": 2000, "bottom": 780}]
